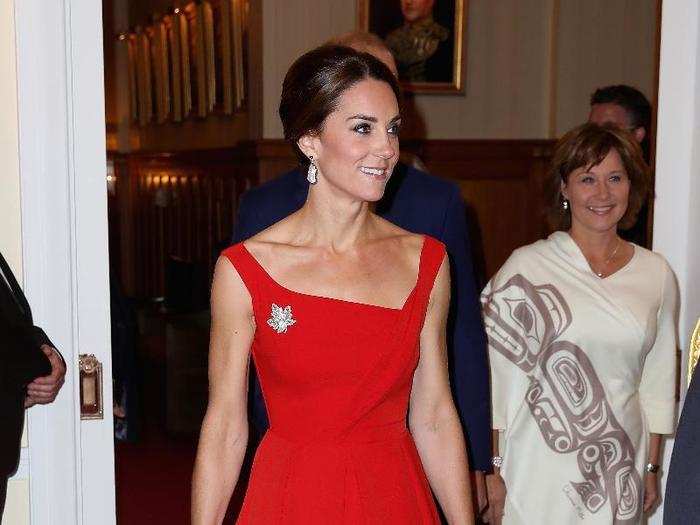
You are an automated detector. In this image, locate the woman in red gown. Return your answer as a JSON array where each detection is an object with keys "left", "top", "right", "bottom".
[{"left": 192, "top": 45, "right": 473, "bottom": 524}]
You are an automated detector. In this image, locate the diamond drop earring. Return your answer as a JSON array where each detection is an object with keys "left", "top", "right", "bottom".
[
  {"left": 307, "top": 156, "right": 318, "bottom": 184},
  {"left": 562, "top": 199, "right": 569, "bottom": 210}
]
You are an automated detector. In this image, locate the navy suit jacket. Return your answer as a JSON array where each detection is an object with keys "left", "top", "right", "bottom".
[
  {"left": 664, "top": 370, "right": 700, "bottom": 523},
  {"left": 232, "top": 163, "right": 492, "bottom": 471}
]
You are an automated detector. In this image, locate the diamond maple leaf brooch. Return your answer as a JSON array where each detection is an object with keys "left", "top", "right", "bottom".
[{"left": 267, "top": 304, "right": 296, "bottom": 334}]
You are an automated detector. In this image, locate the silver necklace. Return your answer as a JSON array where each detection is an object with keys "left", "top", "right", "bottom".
[{"left": 593, "top": 238, "right": 622, "bottom": 278}]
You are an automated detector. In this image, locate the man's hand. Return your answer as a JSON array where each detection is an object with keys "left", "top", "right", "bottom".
[
  {"left": 482, "top": 472, "right": 506, "bottom": 524},
  {"left": 472, "top": 470, "right": 487, "bottom": 515},
  {"left": 643, "top": 472, "right": 659, "bottom": 513},
  {"left": 25, "top": 345, "right": 66, "bottom": 408}
]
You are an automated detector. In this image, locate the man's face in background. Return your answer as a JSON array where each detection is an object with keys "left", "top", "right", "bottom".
[
  {"left": 589, "top": 103, "right": 645, "bottom": 143},
  {"left": 400, "top": 0, "right": 435, "bottom": 23}
]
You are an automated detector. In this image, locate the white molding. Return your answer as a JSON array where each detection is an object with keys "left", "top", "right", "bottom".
[
  {"left": 648, "top": 2, "right": 700, "bottom": 524},
  {"left": 15, "top": 1, "right": 79, "bottom": 523},
  {"left": 67, "top": 0, "right": 116, "bottom": 519},
  {"left": 8, "top": 449, "right": 30, "bottom": 481},
  {"left": 14, "top": 1, "right": 115, "bottom": 524},
  {"left": 654, "top": 0, "right": 700, "bottom": 394}
]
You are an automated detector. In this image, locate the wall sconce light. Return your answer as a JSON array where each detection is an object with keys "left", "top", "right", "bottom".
[{"left": 106, "top": 160, "right": 116, "bottom": 196}]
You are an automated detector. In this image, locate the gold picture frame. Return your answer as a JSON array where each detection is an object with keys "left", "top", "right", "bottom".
[
  {"left": 357, "top": 0, "right": 467, "bottom": 94},
  {"left": 213, "top": 0, "right": 234, "bottom": 114},
  {"left": 231, "top": 0, "right": 247, "bottom": 109},
  {"left": 124, "top": 33, "right": 138, "bottom": 123},
  {"left": 135, "top": 27, "right": 153, "bottom": 126},
  {"left": 689, "top": 317, "right": 700, "bottom": 386},
  {"left": 164, "top": 11, "right": 191, "bottom": 121},
  {"left": 208, "top": 0, "right": 247, "bottom": 115},
  {"left": 184, "top": 1, "right": 216, "bottom": 118},
  {"left": 122, "top": 0, "right": 248, "bottom": 124},
  {"left": 147, "top": 20, "right": 171, "bottom": 124}
]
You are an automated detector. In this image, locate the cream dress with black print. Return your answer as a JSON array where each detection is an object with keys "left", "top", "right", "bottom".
[{"left": 482, "top": 231, "right": 677, "bottom": 524}]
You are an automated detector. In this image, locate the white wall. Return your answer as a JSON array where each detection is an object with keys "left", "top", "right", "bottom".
[
  {"left": 261, "top": 0, "right": 657, "bottom": 140},
  {"left": 554, "top": 0, "right": 657, "bottom": 135},
  {"left": 0, "top": 0, "right": 30, "bottom": 522},
  {"left": 655, "top": 0, "right": 700, "bottom": 393},
  {"left": 0, "top": 0, "right": 22, "bottom": 269},
  {"left": 411, "top": 0, "right": 553, "bottom": 139},
  {"left": 262, "top": 0, "right": 355, "bottom": 137}
]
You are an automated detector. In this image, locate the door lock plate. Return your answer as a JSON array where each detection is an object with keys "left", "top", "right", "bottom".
[{"left": 79, "top": 354, "right": 104, "bottom": 420}]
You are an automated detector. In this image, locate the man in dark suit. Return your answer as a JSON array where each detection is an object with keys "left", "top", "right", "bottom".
[
  {"left": 0, "top": 250, "right": 66, "bottom": 516},
  {"left": 664, "top": 368, "right": 700, "bottom": 523},
  {"left": 231, "top": 30, "right": 491, "bottom": 516}
]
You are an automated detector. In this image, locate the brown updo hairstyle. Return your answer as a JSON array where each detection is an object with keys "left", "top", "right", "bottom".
[
  {"left": 545, "top": 123, "right": 651, "bottom": 231},
  {"left": 279, "top": 45, "right": 401, "bottom": 166}
]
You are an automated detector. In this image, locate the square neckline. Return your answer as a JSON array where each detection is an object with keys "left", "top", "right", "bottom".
[{"left": 239, "top": 236, "right": 428, "bottom": 312}]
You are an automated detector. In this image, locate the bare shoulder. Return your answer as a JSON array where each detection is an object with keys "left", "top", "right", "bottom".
[
  {"left": 211, "top": 255, "right": 253, "bottom": 314},
  {"left": 372, "top": 215, "right": 425, "bottom": 259},
  {"left": 393, "top": 231, "right": 426, "bottom": 261}
]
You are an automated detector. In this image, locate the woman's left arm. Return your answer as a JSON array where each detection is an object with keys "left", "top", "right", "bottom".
[
  {"left": 639, "top": 261, "right": 679, "bottom": 513},
  {"left": 409, "top": 257, "right": 474, "bottom": 524},
  {"left": 643, "top": 433, "right": 662, "bottom": 512}
]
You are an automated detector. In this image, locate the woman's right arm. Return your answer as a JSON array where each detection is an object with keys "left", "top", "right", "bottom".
[
  {"left": 479, "top": 252, "right": 526, "bottom": 525},
  {"left": 192, "top": 256, "right": 256, "bottom": 524},
  {"left": 483, "top": 430, "right": 506, "bottom": 524}
]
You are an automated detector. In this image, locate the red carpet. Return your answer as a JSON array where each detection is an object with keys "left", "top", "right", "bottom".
[{"left": 115, "top": 435, "right": 197, "bottom": 523}]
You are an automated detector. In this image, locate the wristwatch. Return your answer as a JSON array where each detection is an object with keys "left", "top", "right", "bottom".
[
  {"left": 491, "top": 455, "right": 503, "bottom": 469},
  {"left": 645, "top": 463, "right": 660, "bottom": 473}
]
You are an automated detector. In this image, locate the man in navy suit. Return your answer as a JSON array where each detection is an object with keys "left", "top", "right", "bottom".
[
  {"left": 664, "top": 367, "right": 700, "bottom": 523},
  {"left": 232, "top": 32, "right": 491, "bottom": 514}
]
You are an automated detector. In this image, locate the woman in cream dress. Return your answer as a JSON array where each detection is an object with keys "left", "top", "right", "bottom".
[{"left": 481, "top": 124, "right": 677, "bottom": 524}]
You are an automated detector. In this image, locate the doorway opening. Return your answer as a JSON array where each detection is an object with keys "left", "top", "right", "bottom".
[{"left": 102, "top": 0, "right": 260, "bottom": 522}]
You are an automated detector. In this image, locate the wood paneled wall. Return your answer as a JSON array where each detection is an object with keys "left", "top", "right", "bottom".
[
  {"left": 108, "top": 149, "right": 258, "bottom": 298},
  {"left": 415, "top": 140, "right": 553, "bottom": 282},
  {"left": 108, "top": 139, "right": 554, "bottom": 299}
]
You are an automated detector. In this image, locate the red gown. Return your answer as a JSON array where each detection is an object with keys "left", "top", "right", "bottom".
[{"left": 222, "top": 235, "right": 445, "bottom": 524}]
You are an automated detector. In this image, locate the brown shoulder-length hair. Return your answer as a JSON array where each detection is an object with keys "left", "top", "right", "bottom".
[{"left": 545, "top": 123, "right": 651, "bottom": 231}]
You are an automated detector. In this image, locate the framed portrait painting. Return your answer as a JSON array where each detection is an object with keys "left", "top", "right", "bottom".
[{"left": 358, "top": 0, "right": 466, "bottom": 94}]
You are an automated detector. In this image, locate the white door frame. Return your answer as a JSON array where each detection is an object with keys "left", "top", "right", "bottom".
[
  {"left": 649, "top": 1, "right": 700, "bottom": 523},
  {"left": 654, "top": 0, "right": 700, "bottom": 389},
  {"left": 14, "top": 1, "right": 115, "bottom": 523}
]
